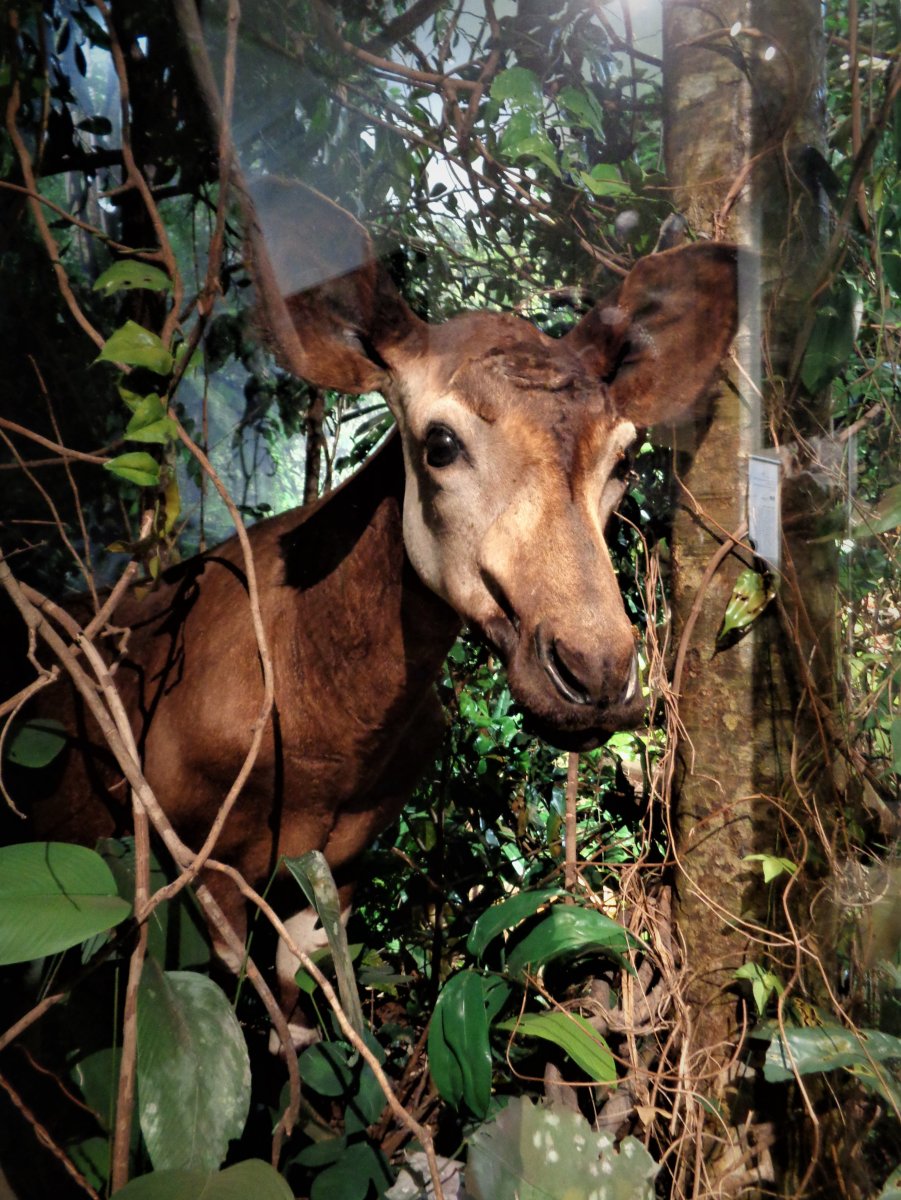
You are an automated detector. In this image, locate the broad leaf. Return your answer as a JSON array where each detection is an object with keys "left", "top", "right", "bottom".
[
  {"left": 104, "top": 452, "right": 160, "bottom": 488},
  {"left": 94, "top": 261, "right": 172, "bottom": 296},
  {"left": 496, "top": 1010, "right": 616, "bottom": 1083},
  {"left": 124, "top": 395, "right": 179, "bottom": 445},
  {"left": 0, "top": 843, "right": 131, "bottom": 965},
  {"left": 852, "top": 482, "right": 901, "bottom": 537},
  {"left": 466, "top": 887, "right": 563, "bottom": 958},
  {"left": 753, "top": 1022, "right": 901, "bottom": 1090},
  {"left": 137, "top": 962, "right": 251, "bottom": 1171},
  {"left": 743, "top": 853, "right": 797, "bottom": 883},
  {"left": 580, "top": 163, "right": 631, "bottom": 196},
  {"left": 428, "top": 971, "right": 509, "bottom": 1116},
  {"left": 308, "top": 1140, "right": 393, "bottom": 1200},
  {"left": 504, "top": 906, "right": 641, "bottom": 979},
  {"left": 557, "top": 85, "right": 606, "bottom": 136},
  {"left": 799, "top": 279, "right": 861, "bottom": 393},
  {"left": 717, "top": 569, "right": 773, "bottom": 645},
  {"left": 466, "top": 1096, "right": 658, "bottom": 1200},
  {"left": 298, "top": 1035, "right": 386, "bottom": 1126},
  {"left": 491, "top": 66, "right": 542, "bottom": 111},
  {"left": 4, "top": 717, "right": 67, "bottom": 768},
  {"left": 97, "top": 321, "right": 173, "bottom": 375},
  {"left": 111, "top": 1160, "right": 292, "bottom": 1200},
  {"left": 735, "top": 962, "right": 784, "bottom": 1015}
]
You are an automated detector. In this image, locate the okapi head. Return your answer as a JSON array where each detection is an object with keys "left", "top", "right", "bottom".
[{"left": 250, "top": 180, "right": 738, "bottom": 748}]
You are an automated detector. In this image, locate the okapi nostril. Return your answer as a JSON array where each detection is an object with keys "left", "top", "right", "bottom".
[
  {"left": 535, "top": 627, "right": 595, "bottom": 706},
  {"left": 549, "top": 639, "right": 595, "bottom": 706}
]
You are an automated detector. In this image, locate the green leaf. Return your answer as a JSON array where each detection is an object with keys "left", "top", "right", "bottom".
[
  {"left": 799, "top": 279, "right": 861, "bottom": 393},
  {"left": 467, "top": 887, "right": 563, "bottom": 958},
  {"left": 557, "top": 85, "right": 605, "bottom": 136},
  {"left": 124, "top": 395, "right": 179, "bottom": 445},
  {"left": 94, "top": 261, "right": 172, "bottom": 296},
  {"left": 137, "top": 962, "right": 251, "bottom": 1171},
  {"left": 496, "top": 1011, "right": 616, "bottom": 1083},
  {"left": 491, "top": 67, "right": 543, "bottom": 111},
  {"left": 96, "top": 321, "right": 173, "bottom": 375},
  {"left": 504, "top": 906, "right": 641, "bottom": 979},
  {"left": 735, "top": 962, "right": 784, "bottom": 1015},
  {"left": 466, "top": 1096, "right": 658, "bottom": 1200},
  {"left": 111, "top": 1160, "right": 292, "bottom": 1200},
  {"left": 743, "top": 853, "right": 798, "bottom": 883},
  {"left": 500, "top": 126, "right": 561, "bottom": 176},
  {"left": 717, "top": 569, "right": 773, "bottom": 644},
  {"left": 852, "top": 482, "right": 901, "bottom": 537},
  {"left": 298, "top": 1035, "right": 386, "bottom": 1125},
  {"left": 4, "top": 717, "right": 67, "bottom": 767},
  {"left": 0, "top": 843, "right": 131, "bottom": 965},
  {"left": 753, "top": 1022, "right": 901, "bottom": 1086},
  {"left": 104, "top": 452, "right": 160, "bottom": 488},
  {"left": 428, "top": 971, "right": 508, "bottom": 1116},
  {"left": 309, "top": 1140, "right": 393, "bottom": 1200},
  {"left": 579, "top": 163, "right": 631, "bottom": 197},
  {"left": 284, "top": 850, "right": 365, "bottom": 1039}
]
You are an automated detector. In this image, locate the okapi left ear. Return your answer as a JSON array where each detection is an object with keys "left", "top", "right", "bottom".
[
  {"left": 566, "top": 241, "right": 739, "bottom": 426},
  {"left": 245, "top": 177, "right": 425, "bottom": 395}
]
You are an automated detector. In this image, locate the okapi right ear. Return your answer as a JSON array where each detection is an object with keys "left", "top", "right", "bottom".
[
  {"left": 566, "top": 241, "right": 739, "bottom": 427},
  {"left": 246, "top": 178, "right": 423, "bottom": 395}
]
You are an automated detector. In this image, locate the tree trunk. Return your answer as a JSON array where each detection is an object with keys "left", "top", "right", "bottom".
[{"left": 663, "top": 2, "right": 831, "bottom": 1195}]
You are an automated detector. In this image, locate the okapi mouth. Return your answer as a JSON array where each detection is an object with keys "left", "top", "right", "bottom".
[{"left": 476, "top": 614, "right": 646, "bottom": 750}]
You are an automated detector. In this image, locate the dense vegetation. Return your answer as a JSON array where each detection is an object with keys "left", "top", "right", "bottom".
[{"left": 0, "top": 2, "right": 897, "bottom": 1198}]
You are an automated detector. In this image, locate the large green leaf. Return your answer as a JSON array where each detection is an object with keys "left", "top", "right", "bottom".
[
  {"left": 754, "top": 1022, "right": 901, "bottom": 1095},
  {"left": 799, "top": 278, "right": 861, "bottom": 393},
  {"left": 124, "top": 395, "right": 179, "bottom": 445},
  {"left": 496, "top": 1011, "right": 616, "bottom": 1084},
  {"left": 491, "top": 66, "right": 542, "bottom": 111},
  {"left": 466, "top": 887, "right": 563, "bottom": 959},
  {"left": 97, "top": 321, "right": 174, "bottom": 375},
  {"left": 298, "top": 1034, "right": 386, "bottom": 1126},
  {"left": 504, "top": 906, "right": 641, "bottom": 979},
  {"left": 428, "top": 971, "right": 509, "bottom": 1116},
  {"left": 852, "top": 482, "right": 901, "bottom": 537},
  {"left": 308, "top": 1140, "right": 393, "bottom": 1200},
  {"left": 111, "top": 1160, "right": 292, "bottom": 1200},
  {"left": 94, "top": 261, "right": 172, "bottom": 296},
  {"left": 466, "top": 1096, "right": 658, "bottom": 1200},
  {"left": 104, "top": 452, "right": 160, "bottom": 488},
  {"left": 137, "top": 962, "right": 251, "bottom": 1171},
  {"left": 557, "top": 85, "right": 606, "bottom": 136},
  {"left": 3, "top": 717, "right": 68, "bottom": 768},
  {"left": 0, "top": 843, "right": 131, "bottom": 965}
]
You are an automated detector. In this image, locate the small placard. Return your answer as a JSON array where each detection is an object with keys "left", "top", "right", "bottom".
[{"left": 748, "top": 451, "right": 782, "bottom": 570}]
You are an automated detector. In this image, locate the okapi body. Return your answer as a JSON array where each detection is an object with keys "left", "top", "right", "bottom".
[{"left": 6, "top": 185, "right": 738, "bottom": 1046}]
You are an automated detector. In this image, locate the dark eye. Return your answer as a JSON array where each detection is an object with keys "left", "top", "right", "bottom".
[{"left": 425, "top": 424, "right": 463, "bottom": 468}]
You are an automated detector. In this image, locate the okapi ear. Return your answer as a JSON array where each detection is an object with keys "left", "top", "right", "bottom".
[
  {"left": 246, "top": 177, "right": 423, "bottom": 395},
  {"left": 566, "top": 241, "right": 739, "bottom": 427}
]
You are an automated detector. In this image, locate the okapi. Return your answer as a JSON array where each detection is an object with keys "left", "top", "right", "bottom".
[{"left": 3, "top": 182, "right": 738, "bottom": 1047}]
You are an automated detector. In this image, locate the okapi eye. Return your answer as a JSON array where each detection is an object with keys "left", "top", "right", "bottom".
[{"left": 425, "top": 424, "right": 463, "bottom": 468}]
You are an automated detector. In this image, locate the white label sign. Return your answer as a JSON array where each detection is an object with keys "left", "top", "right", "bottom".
[{"left": 748, "top": 452, "right": 782, "bottom": 570}]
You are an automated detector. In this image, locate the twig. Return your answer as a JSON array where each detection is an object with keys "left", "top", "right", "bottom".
[{"left": 0, "top": 1071, "right": 100, "bottom": 1198}]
